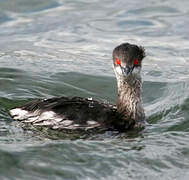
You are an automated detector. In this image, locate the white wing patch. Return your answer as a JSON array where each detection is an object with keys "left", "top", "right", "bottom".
[
  {"left": 87, "top": 120, "right": 98, "bottom": 125},
  {"left": 9, "top": 108, "right": 30, "bottom": 120},
  {"left": 60, "top": 120, "right": 73, "bottom": 126},
  {"left": 9, "top": 108, "right": 101, "bottom": 130}
]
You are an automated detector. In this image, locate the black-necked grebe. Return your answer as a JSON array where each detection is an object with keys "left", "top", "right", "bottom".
[{"left": 9, "top": 43, "right": 146, "bottom": 133}]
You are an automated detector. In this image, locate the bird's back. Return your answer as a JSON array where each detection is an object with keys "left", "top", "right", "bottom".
[{"left": 10, "top": 96, "right": 118, "bottom": 132}]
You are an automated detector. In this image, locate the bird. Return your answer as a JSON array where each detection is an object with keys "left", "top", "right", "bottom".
[{"left": 9, "top": 43, "right": 146, "bottom": 135}]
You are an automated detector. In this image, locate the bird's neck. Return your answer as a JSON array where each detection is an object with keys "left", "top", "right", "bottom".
[{"left": 116, "top": 75, "right": 145, "bottom": 128}]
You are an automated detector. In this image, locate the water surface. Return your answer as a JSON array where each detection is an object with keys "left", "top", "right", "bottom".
[{"left": 0, "top": 0, "right": 189, "bottom": 179}]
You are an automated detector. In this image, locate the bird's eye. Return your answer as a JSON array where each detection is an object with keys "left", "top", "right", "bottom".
[
  {"left": 116, "top": 58, "right": 121, "bottom": 65},
  {"left": 134, "top": 58, "right": 139, "bottom": 65}
]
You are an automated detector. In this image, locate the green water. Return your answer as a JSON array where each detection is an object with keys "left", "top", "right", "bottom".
[{"left": 0, "top": 0, "right": 189, "bottom": 179}]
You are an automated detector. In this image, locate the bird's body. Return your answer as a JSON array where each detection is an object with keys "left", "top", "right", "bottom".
[
  {"left": 9, "top": 43, "right": 146, "bottom": 135},
  {"left": 11, "top": 96, "right": 119, "bottom": 131}
]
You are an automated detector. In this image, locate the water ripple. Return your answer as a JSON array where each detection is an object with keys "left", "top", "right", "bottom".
[{"left": 0, "top": 0, "right": 189, "bottom": 179}]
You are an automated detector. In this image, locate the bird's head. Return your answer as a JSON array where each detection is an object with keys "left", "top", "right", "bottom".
[{"left": 113, "top": 43, "right": 145, "bottom": 82}]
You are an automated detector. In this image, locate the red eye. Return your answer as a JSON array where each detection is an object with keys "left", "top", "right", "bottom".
[
  {"left": 116, "top": 58, "right": 121, "bottom": 65},
  {"left": 134, "top": 58, "right": 139, "bottom": 65}
]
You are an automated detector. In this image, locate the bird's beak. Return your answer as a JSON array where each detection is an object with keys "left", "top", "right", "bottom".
[{"left": 124, "top": 66, "right": 133, "bottom": 76}]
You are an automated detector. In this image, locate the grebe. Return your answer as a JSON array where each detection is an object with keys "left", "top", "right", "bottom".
[{"left": 9, "top": 43, "right": 146, "bottom": 133}]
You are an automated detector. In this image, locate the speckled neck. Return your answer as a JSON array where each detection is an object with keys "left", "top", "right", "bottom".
[{"left": 116, "top": 75, "right": 145, "bottom": 128}]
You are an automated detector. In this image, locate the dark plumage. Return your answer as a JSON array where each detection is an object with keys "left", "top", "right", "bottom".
[{"left": 9, "top": 43, "right": 146, "bottom": 134}]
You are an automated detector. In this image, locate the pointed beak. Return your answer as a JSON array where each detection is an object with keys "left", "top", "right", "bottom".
[{"left": 124, "top": 66, "right": 133, "bottom": 76}]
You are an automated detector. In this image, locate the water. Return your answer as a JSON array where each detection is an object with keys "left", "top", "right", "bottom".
[{"left": 0, "top": 0, "right": 189, "bottom": 179}]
